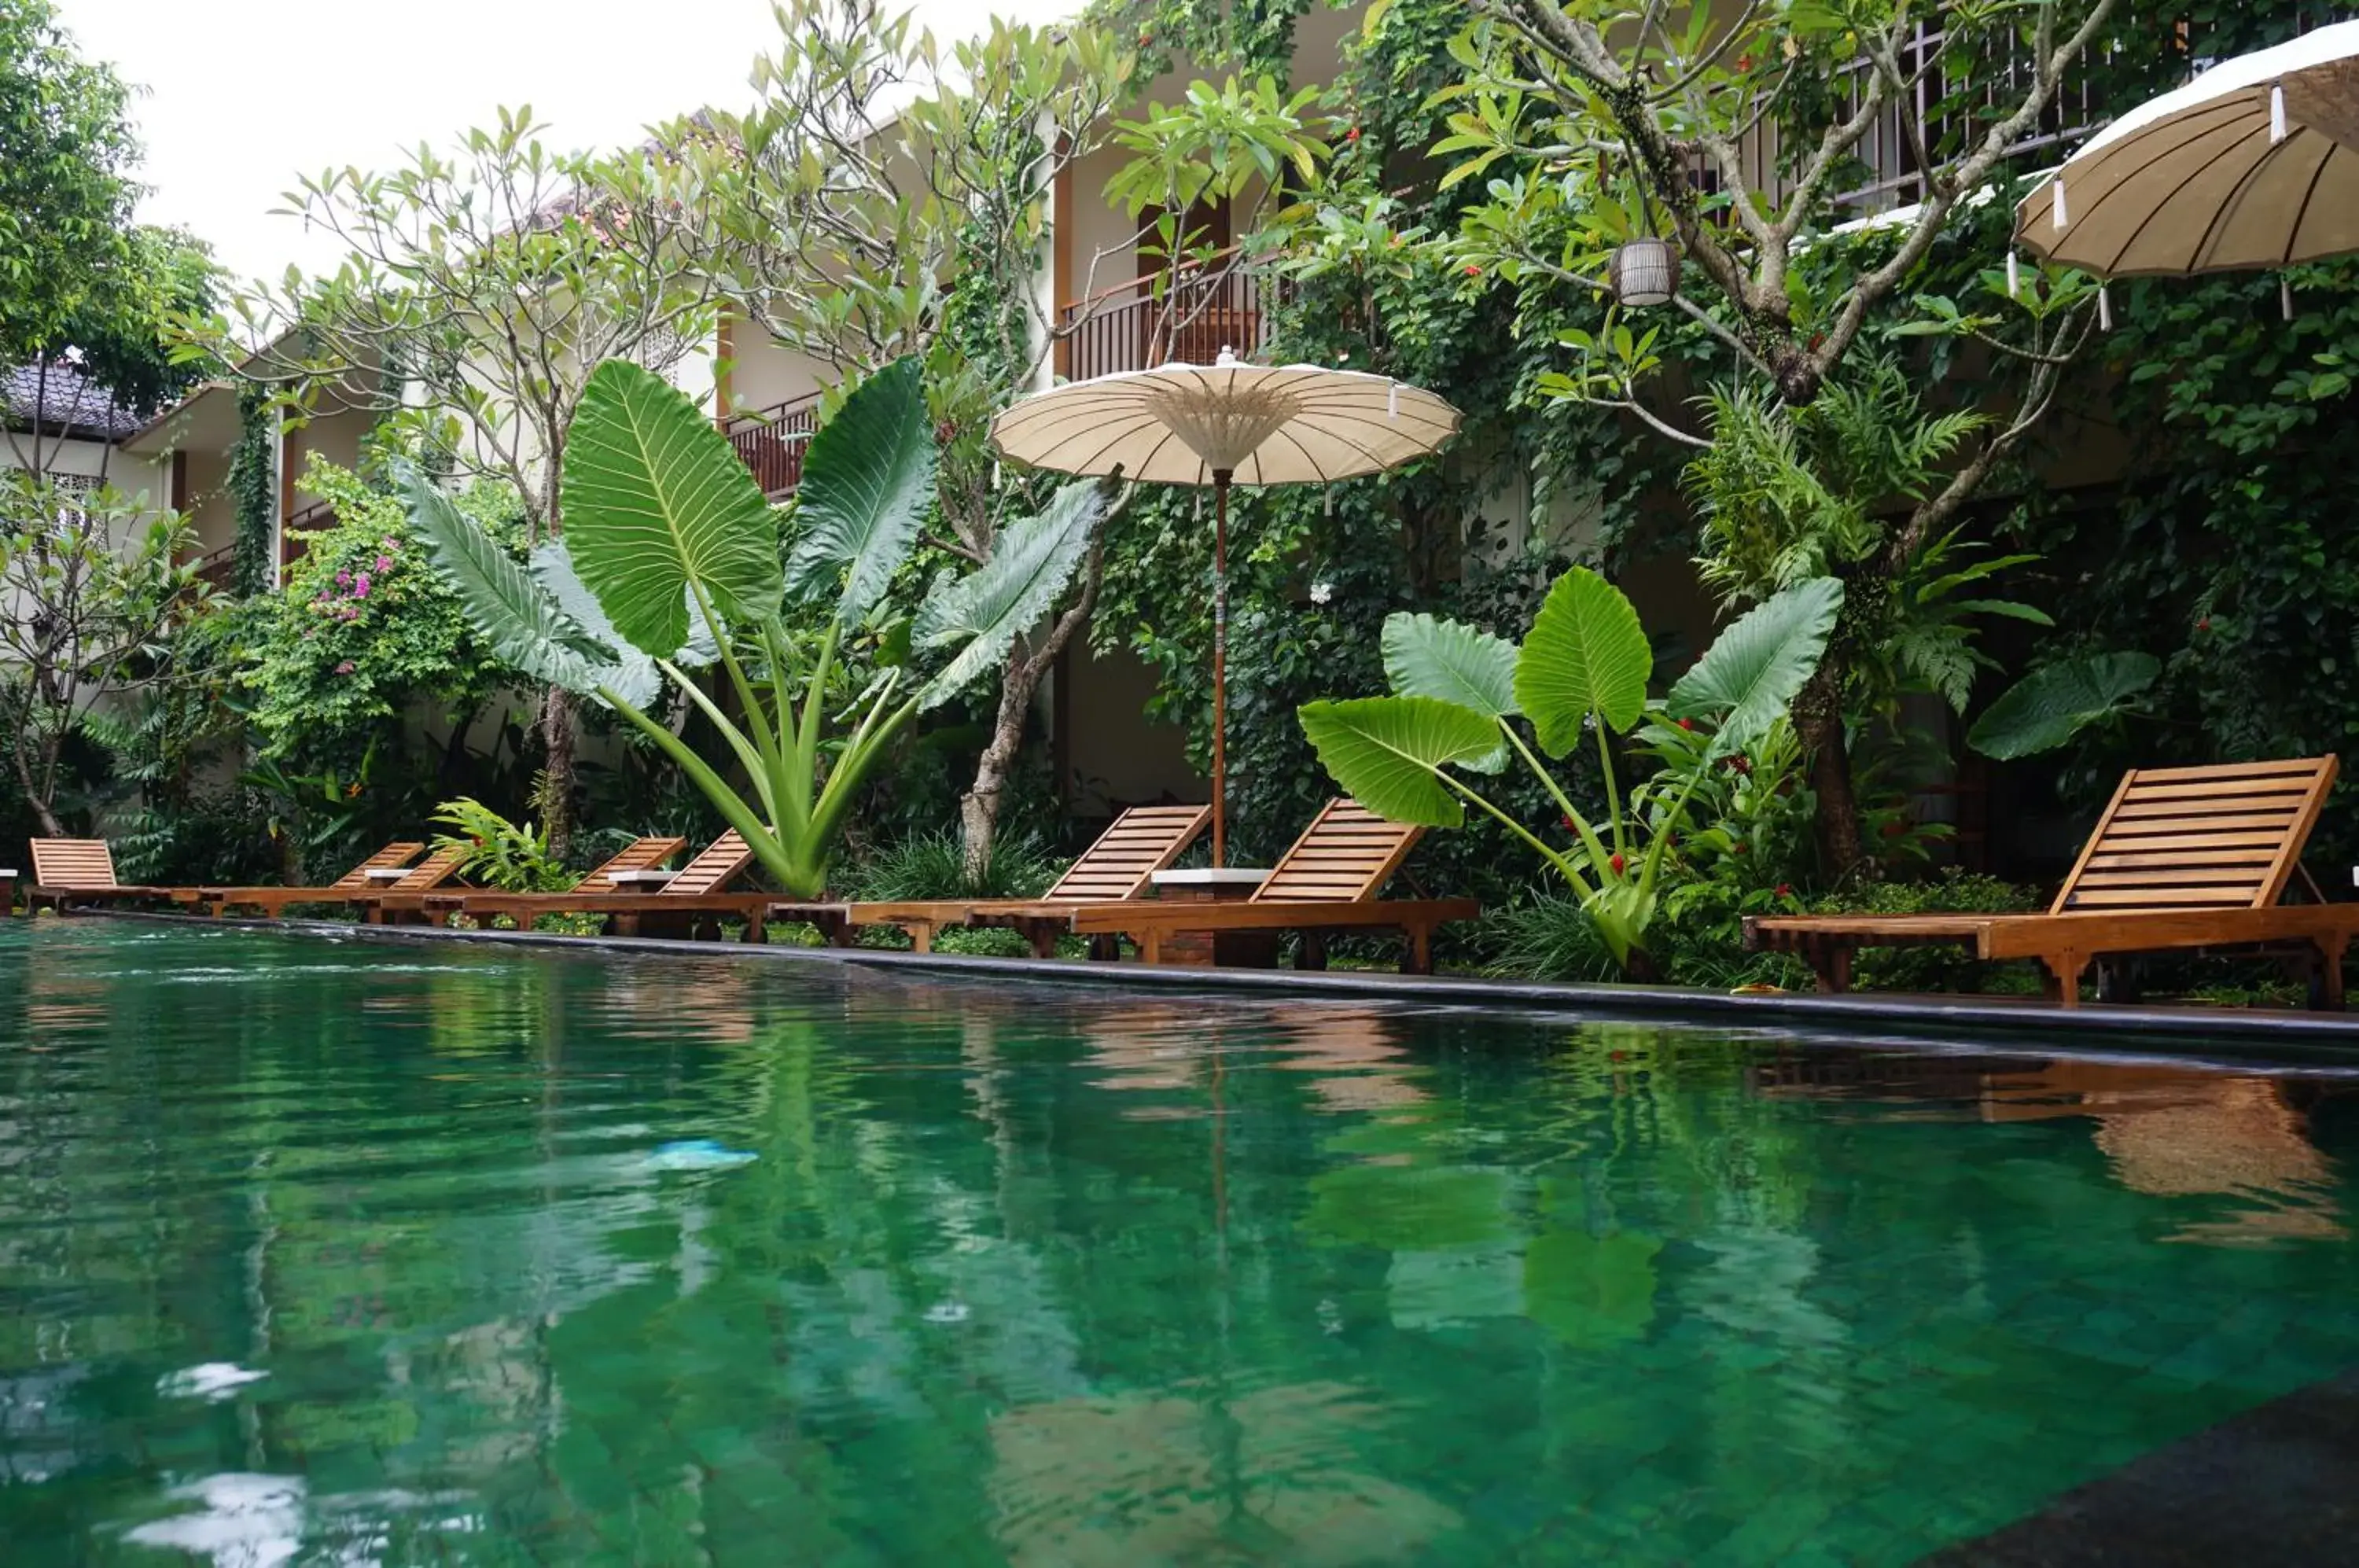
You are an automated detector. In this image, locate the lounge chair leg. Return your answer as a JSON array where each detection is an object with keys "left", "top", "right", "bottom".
[
  {"left": 2314, "top": 934, "right": 2348, "bottom": 1011},
  {"left": 745, "top": 915, "right": 766, "bottom": 944},
  {"left": 613, "top": 913, "right": 640, "bottom": 937},
  {"left": 1024, "top": 922, "right": 1059, "bottom": 960},
  {"left": 2040, "top": 951, "right": 2088, "bottom": 1009},
  {"left": 1404, "top": 924, "right": 1433, "bottom": 976},
  {"left": 1087, "top": 934, "right": 1120, "bottom": 963},
  {"left": 1137, "top": 929, "right": 1161, "bottom": 966},
  {"left": 907, "top": 922, "right": 933, "bottom": 955},
  {"left": 1296, "top": 931, "right": 1327, "bottom": 972},
  {"left": 1804, "top": 940, "right": 1851, "bottom": 994}
]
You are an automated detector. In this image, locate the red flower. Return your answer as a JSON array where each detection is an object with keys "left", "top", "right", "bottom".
[
  {"left": 1609, "top": 852, "right": 1626, "bottom": 874},
  {"left": 1731, "top": 841, "right": 1746, "bottom": 855},
  {"left": 1463, "top": 263, "right": 1482, "bottom": 277},
  {"left": 1776, "top": 883, "right": 1794, "bottom": 897},
  {"left": 2197, "top": 617, "right": 2211, "bottom": 631},
  {"left": 1676, "top": 716, "right": 1695, "bottom": 731},
  {"left": 1559, "top": 812, "right": 1576, "bottom": 833},
  {"left": 1346, "top": 126, "right": 1361, "bottom": 142},
  {"left": 1736, "top": 52, "right": 1755, "bottom": 72}
]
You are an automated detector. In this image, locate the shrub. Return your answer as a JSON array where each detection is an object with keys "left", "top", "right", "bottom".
[
  {"left": 1815, "top": 871, "right": 2044, "bottom": 993},
  {"left": 841, "top": 827, "right": 1060, "bottom": 902}
]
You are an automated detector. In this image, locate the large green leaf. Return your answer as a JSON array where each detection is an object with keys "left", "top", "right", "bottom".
[
  {"left": 399, "top": 463, "right": 610, "bottom": 696},
  {"left": 1382, "top": 612, "right": 1517, "bottom": 772},
  {"left": 785, "top": 356, "right": 935, "bottom": 628},
  {"left": 912, "top": 478, "right": 1110, "bottom": 709},
  {"left": 1666, "top": 576, "right": 1844, "bottom": 749},
  {"left": 1968, "top": 652, "right": 2161, "bottom": 760},
  {"left": 563, "top": 359, "right": 782, "bottom": 656},
  {"left": 1297, "top": 695, "right": 1503, "bottom": 827},
  {"left": 529, "top": 543, "right": 663, "bottom": 709},
  {"left": 1514, "top": 566, "right": 1651, "bottom": 755}
]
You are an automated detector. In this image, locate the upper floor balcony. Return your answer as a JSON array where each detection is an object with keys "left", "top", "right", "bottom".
[
  {"left": 1055, "top": 248, "right": 1271, "bottom": 383},
  {"left": 723, "top": 389, "right": 823, "bottom": 501}
]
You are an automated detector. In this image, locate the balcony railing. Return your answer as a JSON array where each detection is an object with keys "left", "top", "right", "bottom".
[
  {"left": 188, "top": 543, "right": 237, "bottom": 595},
  {"left": 1056, "top": 249, "right": 1270, "bottom": 383},
  {"left": 725, "top": 392, "right": 823, "bottom": 499},
  {"left": 283, "top": 499, "right": 333, "bottom": 574}
]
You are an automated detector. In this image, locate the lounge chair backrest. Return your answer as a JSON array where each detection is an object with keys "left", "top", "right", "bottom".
[
  {"left": 390, "top": 845, "right": 471, "bottom": 892},
  {"left": 1252, "top": 799, "right": 1423, "bottom": 904},
  {"left": 2052, "top": 755, "right": 2339, "bottom": 914},
  {"left": 666, "top": 831, "right": 754, "bottom": 896},
  {"left": 1045, "top": 805, "right": 1212, "bottom": 901},
  {"left": 329, "top": 843, "right": 425, "bottom": 891},
  {"left": 30, "top": 839, "right": 120, "bottom": 890},
  {"left": 576, "top": 835, "right": 687, "bottom": 892}
]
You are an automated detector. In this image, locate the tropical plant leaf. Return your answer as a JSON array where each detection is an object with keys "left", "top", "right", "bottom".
[
  {"left": 528, "top": 542, "right": 667, "bottom": 709},
  {"left": 913, "top": 478, "right": 1110, "bottom": 709},
  {"left": 1514, "top": 566, "right": 1651, "bottom": 755},
  {"left": 1382, "top": 611, "right": 1517, "bottom": 772},
  {"left": 1666, "top": 576, "right": 1843, "bottom": 749},
  {"left": 1297, "top": 695, "right": 1503, "bottom": 827},
  {"left": 786, "top": 356, "right": 936, "bottom": 628},
  {"left": 1967, "top": 652, "right": 2162, "bottom": 760},
  {"left": 398, "top": 463, "right": 611, "bottom": 696},
  {"left": 563, "top": 359, "right": 782, "bottom": 656}
]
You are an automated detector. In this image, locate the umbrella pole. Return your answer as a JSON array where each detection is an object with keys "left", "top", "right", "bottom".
[{"left": 1212, "top": 469, "right": 1230, "bottom": 869}]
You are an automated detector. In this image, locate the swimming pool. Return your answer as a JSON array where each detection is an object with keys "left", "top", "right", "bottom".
[{"left": 2, "top": 918, "right": 2355, "bottom": 1564}]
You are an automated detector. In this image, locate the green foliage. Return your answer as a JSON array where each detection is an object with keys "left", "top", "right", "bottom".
[
  {"left": 243, "top": 457, "right": 521, "bottom": 767},
  {"left": 414, "top": 357, "right": 1109, "bottom": 898},
  {"left": 1969, "top": 652, "right": 2162, "bottom": 761},
  {"left": 228, "top": 386, "right": 276, "bottom": 598},
  {"left": 1813, "top": 872, "right": 2044, "bottom": 994},
  {"left": 0, "top": 0, "right": 135, "bottom": 366},
  {"left": 430, "top": 796, "right": 572, "bottom": 892},
  {"left": 841, "top": 828, "right": 1059, "bottom": 903},
  {"left": 1300, "top": 569, "right": 1841, "bottom": 970}
]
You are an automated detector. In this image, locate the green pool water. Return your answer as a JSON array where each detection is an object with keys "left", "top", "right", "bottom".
[{"left": 4, "top": 920, "right": 2358, "bottom": 1566}]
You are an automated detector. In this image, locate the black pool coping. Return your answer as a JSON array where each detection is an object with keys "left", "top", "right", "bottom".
[
  {"left": 62, "top": 909, "right": 2359, "bottom": 1064},
  {"left": 1916, "top": 1370, "right": 2359, "bottom": 1566}
]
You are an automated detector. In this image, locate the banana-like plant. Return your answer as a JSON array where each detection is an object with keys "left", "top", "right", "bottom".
[
  {"left": 403, "top": 355, "right": 1114, "bottom": 896},
  {"left": 1298, "top": 569, "right": 1842, "bottom": 971}
]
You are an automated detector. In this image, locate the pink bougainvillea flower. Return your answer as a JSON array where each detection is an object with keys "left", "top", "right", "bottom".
[
  {"left": 353, "top": 573, "right": 372, "bottom": 597},
  {"left": 334, "top": 660, "right": 356, "bottom": 675},
  {"left": 336, "top": 569, "right": 352, "bottom": 586},
  {"left": 374, "top": 554, "right": 392, "bottom": 572}
]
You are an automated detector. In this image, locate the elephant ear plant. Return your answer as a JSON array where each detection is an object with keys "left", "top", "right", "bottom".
[
  {"left": 1299, "top": 569, "right": 1842, "bottom": 974},
  {"left": 403, "top": 355, "right": 1115, "bottom": 897}
]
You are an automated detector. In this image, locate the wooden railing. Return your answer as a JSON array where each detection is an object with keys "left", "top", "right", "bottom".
[
  {"left": 1056, "top": 249, "right": 1270, "bottom": 382},
  {"left": 188, "top": 543, "right": 237, "bottom": 595},
  {"left": 725, "top": 392, "right": 823, "bottom": 499},
  {"left": 282, "top": 499, "right": 333, "bottom": 574}
]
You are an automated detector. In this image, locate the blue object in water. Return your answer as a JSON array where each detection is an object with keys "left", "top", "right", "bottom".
[{"left": 645, "top": 1139, "right": 758, "bottom": 1172}]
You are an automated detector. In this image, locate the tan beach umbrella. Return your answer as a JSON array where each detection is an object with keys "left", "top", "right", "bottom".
[
  {"left": 991, "top": 349, "right": 1461, "bottom": 866},
  {"left": 2015, "top": 20, "right": 2359, "bottom": 277}
]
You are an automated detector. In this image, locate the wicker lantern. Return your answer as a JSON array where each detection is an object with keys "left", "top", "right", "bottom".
[{"left": 1608, "top": 237, "right": 1682, "bottom": 307}]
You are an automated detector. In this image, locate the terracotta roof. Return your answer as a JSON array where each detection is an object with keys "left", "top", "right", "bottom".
[{"left": 3, "top": 361, "right": 145, "bottom": 442}]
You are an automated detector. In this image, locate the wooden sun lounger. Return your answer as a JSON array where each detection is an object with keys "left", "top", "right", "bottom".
[
  {"left": 788, "top": 804, "right": 1213, "bottom": 952},
  {"left": 1055, "top": 799, "right": 1480, "bottom": 974},
  {"left": 26, "top": 839, "right": 201, "bottom": 913},
  {"left": 370, "top": 834, "right": 690, "bottom": 924},
  {"left": 401, "top": 832, "right": 766, "bottom": 940},
  {"left": 1746, "top": 756, "right": 2359, "bottom": 1009},
  {"left": 193, "top": 841, "right": 432, "bottom": 916}
]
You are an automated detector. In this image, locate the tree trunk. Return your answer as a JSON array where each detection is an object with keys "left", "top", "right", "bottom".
[
  {"left": 539, "top": 684, "right": 578, "bottom": 863},
  {"left": 1793, "top": 656, "right": 1864, "bottom": 883},
  {"left": 960, "top": 659, "right": 1035, "bottom": 885}
]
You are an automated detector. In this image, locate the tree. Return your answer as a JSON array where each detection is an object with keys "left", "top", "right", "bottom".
[
  {"left": 656, "top": 0, "right": 1147, "bottom": 875},
  {"left": 0, "top": 477, "right": 200, "bottom": 833},
  {"left": 1436, "top": 0, "right": 2120, "bottom": 875},
  {"left": 206, "top": 111, "right": 725, "bottom": 859}
]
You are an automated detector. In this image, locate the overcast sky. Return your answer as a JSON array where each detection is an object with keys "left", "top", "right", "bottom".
[{"left": 54, "top": 0, "right": 1069, "bottom": 287}]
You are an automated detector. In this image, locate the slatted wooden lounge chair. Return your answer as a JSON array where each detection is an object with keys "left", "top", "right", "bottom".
[
  {"left": 800, "top": 804, "right": 1213, "bottom": 952},
  {"left": 1746, "top": 756, "right": 2359, "bottom": 1009},
  {"left": 193, "top": 841, "right": 428, "bottom": 916},
  {"left": 410, "top": 831, "right": 771, "bottom": 940},
  {"left": 1059, "top": 799, "right": 1481, "bottom": 974},
  {"left": 377, "top": 834, "right": 690, "bottom": 924},
  {"left": 26, "top": 839, "right": 199, "bottom": 913}
]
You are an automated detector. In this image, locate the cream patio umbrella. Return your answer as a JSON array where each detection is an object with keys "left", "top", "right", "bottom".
[
  {"left": 2015, "top": 20, "right": 2359, "bottom": 276},
  {"left": 990, "top": 349, "right": 1461, "bottom": 866}
]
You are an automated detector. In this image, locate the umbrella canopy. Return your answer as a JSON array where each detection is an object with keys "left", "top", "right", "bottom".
[
  {"left": 992, "top": 352, "right": 1462, "bottom": 867},
  {"left": 2016, "top": 20, "right": 2359, "bottom": 276},
  {"left": 991, "top": 352, "right": 1461, "bottom": 486}
]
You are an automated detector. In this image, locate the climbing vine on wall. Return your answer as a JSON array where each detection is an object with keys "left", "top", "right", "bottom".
[{"left": 227, "top": 385, "right": 275, "bottom": 599}]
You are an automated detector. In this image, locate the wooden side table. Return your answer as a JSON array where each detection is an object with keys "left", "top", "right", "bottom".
[{"left": 1147, "top": 868, "right": 1275, "bottom": 966}]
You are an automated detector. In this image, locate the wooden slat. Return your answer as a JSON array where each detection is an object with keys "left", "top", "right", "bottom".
[
  {"left": 2093, "top": 830, "right": 2294, "bottom": 853},
  {"left": 328, "top": 842, "right": 425, "bottom": 890},
  {"left": 2116, "top": 778, "right": 2317, "bottom": 805},
  {"left": 2083, "top": 848, "right": 2280, "bottom": 870},
  {"left": 577, "top": 835, "right": 688, "bottom": 891},
  {"left": 392, "top": 845, "right": 469, "bottom": 891},
  {"left": 2070, "top": 867, "right": 2274, "bottom": 887},
  {"left": 2121, "top": 757, "right": 2335, "bottom": 782},
  {"left": 2056, "top": 756, "right": 2335, "bottom": 915},
  {"left": 31, "top": 840, "right": 120, "bottom": 889},
  {"left": 2111, "top": 801, "right": 2301, "bottom": 826},
  {"left": 1251, "top": 799, "right": 1422, "bottom": 905},
  {"left": 2062, "top": 887, "right": 2258, "bottom": 907},
  {"left": 1045, "top": 804, "right": 1209, "bottom": 901},
  {"left": 667, "top": 831, "right": 753, "bottom": 896}
]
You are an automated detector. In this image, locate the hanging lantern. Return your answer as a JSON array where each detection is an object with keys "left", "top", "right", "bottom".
[{"left": 1608, "top": 237, "right": 1682, "bottom": 307}]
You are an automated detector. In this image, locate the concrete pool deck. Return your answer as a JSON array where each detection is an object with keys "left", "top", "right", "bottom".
[{"left": 68, "top": 908, "right": 2359, "bottom": 1063}]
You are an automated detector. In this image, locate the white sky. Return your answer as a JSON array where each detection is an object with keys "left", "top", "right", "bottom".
[{"left": 55, "top": 0, "right": 1069, "bottom": 288}]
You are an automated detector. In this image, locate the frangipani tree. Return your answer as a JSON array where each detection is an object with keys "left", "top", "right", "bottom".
[
  {"left": 403, "top": 355, "right": 1114, "bottom": 897},
  {"left": 1300, "top": 569, "right": 1841, "bottom": 971}
]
